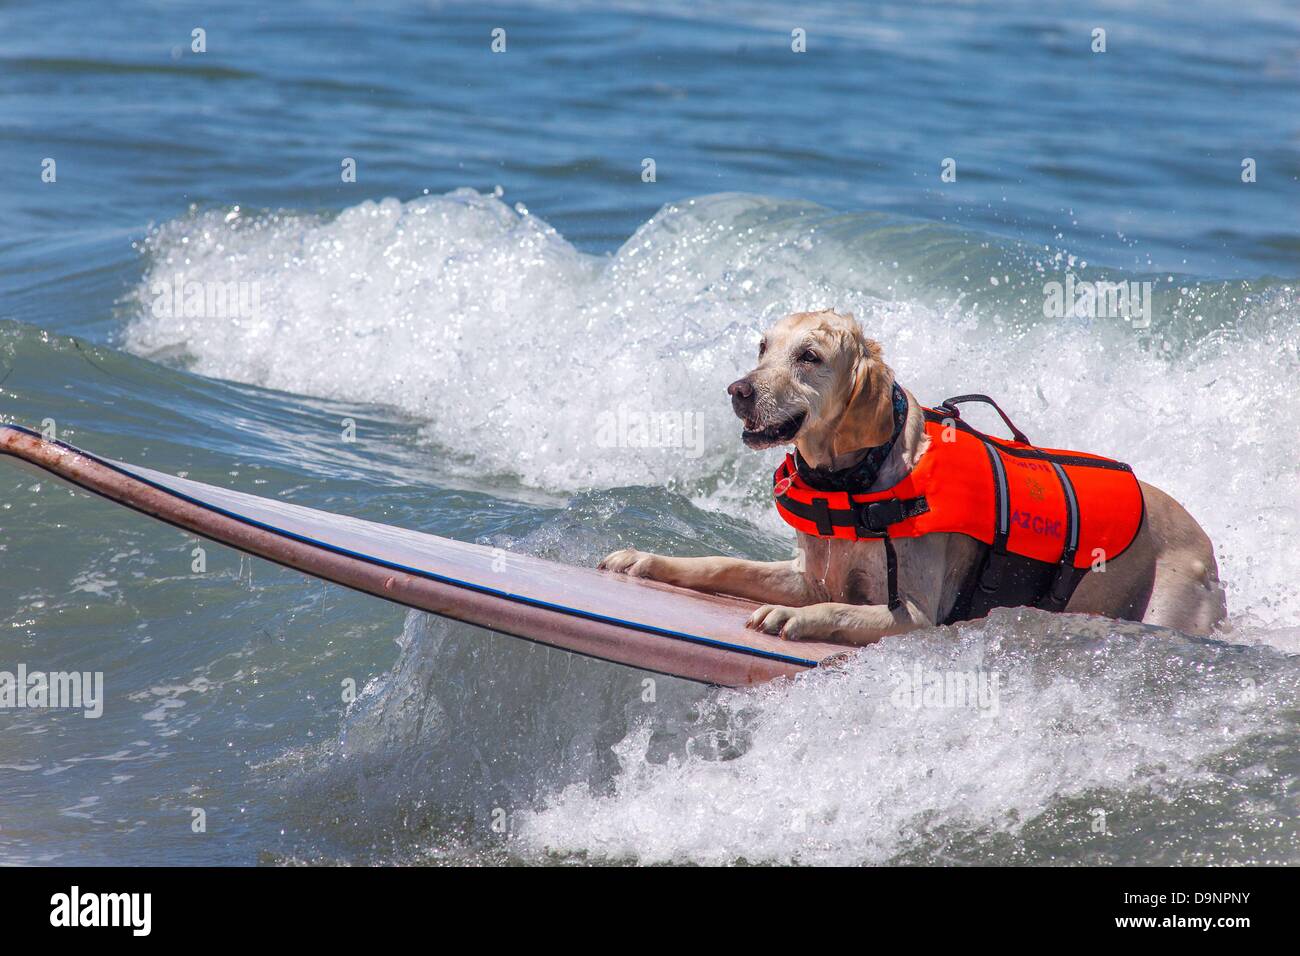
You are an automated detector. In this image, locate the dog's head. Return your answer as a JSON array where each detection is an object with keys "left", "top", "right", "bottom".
[{"left": 728, "top": 309, "right": 895, "bottom": 458}]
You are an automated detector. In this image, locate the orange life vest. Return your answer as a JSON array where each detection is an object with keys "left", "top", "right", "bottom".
[{"left": 772, "top": 395, "right": 1145, "bottom": 623}]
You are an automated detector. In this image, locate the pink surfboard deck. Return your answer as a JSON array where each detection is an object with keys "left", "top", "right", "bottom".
[{"left": 0, "top": 425, "right": 851, "bottom": 686}]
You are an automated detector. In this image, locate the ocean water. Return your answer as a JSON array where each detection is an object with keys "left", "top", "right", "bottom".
[{"left": 0, "top": 0, "right": 1297, "bottom": 865}]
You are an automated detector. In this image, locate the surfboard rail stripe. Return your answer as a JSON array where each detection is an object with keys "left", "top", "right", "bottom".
[{"left": 0, "top": 425, "right": 848, "bottom": 686}]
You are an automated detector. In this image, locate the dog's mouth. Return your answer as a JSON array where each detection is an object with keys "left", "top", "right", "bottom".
[{"left": 741, "top": 411, "right": 807, "bottom": 448}]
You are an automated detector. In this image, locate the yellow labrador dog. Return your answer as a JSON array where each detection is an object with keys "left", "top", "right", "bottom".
[{"left": 600, "top": 309, "right": 1226, "bottom": 645}]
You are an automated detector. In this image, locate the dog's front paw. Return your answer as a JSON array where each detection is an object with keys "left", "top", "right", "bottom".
[
  {"left": 597, "top": 548, "right": 660, "bottom": 578},
  {"left": 746, "top": 604, "right": 825, "bottom": 641}
]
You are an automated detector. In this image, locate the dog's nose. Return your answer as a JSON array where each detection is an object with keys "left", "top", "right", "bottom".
[
  {"left": 728, "top": 378, "right": 753, "bottom": 400},
  {"left": 728, "top": 377, "right": 755, "bottom": 413}
]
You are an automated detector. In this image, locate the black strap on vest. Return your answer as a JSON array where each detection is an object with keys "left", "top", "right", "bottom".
[
  {"left": 774, "top": 490, "right": 924, "bottom": 612},
  {"left": 923, "top": 406, "right": 1134, "bottom": 473},
  {"left": 775, "top": 492, "right": 930, "bottom": 538},
  {"left": 809, "top": 497, "right": 834, "bottom": 536},
  {"left": 976, "top": 435, "right": 1012, "bottom": 595},
  {"left": 1040, "top": 461, "right": 1081, "bottom": 611},
  {"left": 934, "top": 394, "right": 1031, "bottom": 445},
  {"left": 882, "top": 535, "right": 902, "bottom": 612}
]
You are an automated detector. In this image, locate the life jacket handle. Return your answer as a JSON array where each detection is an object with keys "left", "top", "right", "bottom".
[{"left": 934, "top": 394, "right": 1031, "bottom": 446}]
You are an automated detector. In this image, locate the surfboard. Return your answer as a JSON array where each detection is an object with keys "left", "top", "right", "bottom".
[{"left": 0, "top": 425, "right": 850, "bottom": 686}]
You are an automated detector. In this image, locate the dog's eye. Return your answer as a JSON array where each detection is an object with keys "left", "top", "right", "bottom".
[
  {"left": 799, "top": 350, "right": 821, "bottom": 364},
  {"left": 758, "top": 341, "right": 767, "bottom": 356}
]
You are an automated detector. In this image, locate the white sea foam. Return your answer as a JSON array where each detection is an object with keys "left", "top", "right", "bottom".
[
  {"left": 296, "top": 606, "right": 1293, "bottom": 866},
  {"left": 513, "top": 610, "right": 1292, "bottom": 865}
]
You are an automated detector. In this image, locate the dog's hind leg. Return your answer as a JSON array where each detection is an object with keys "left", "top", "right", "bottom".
[
  {"left": 1132, "top": 481, "right": 1227, "bottom": 636},
  {"left": 1142, "top": 549, "right": 1227, "bottom": 636}
]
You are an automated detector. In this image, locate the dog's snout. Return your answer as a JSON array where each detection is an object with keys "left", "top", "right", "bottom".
[{"left": 728, "top": 377, "right": 755, "bottom": 413}]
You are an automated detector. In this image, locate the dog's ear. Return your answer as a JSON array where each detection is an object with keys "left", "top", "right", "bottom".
[{"left": 831, "top": 333, "right": 896, "bottom": 456}]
